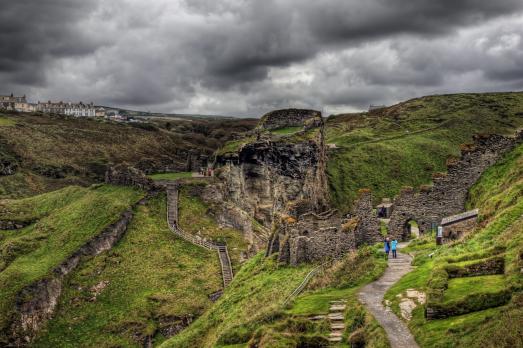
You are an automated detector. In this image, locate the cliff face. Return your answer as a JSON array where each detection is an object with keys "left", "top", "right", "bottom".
[
  {"left": 211, "top": 109, "right": 351, "bottom": 261},
  {"left": 218, "top": 133, "right": 329, "bottom": 228}
]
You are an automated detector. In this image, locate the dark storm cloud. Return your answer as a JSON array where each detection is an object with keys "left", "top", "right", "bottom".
[
  {"left": 0, "top": 0, "right": 103, "bottom": 86},
  {"left": 1, "top": 0, "right": 523, "bottom": 115}
]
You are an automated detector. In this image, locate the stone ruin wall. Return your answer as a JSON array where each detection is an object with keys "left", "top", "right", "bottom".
[
  {"left": 257, "top": 108, "right": 323, "bottom": 131},
  {"left": 349, "top": 190, "right": 383, "bottom": 247},
  {"left": 266, "top": 209, "right": 355, "bottom": 266},
  {"left": 388, "top": 131, "right": 522, "bottom": 240},
  {"left": 266, "top": 188, "right": 383, "bottom": 265}
]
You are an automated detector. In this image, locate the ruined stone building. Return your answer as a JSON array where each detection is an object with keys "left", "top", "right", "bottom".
[
  {"left": 387, "top": 132, "right": 522, "bottom": 240},
  {"left": 440, "top": 209, "right": 479, "bottom": 242}
]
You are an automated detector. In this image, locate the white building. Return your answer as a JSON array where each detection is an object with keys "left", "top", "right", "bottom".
[{"left": 36, "top": 101, "right": 96, "bottom": 117}]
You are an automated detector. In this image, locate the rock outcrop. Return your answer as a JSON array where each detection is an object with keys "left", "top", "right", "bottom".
[
  {"left": 105, "top": 164, "right": 155, "bottom": 190},
  {"left": 388, "top": 131, "right": 523, "bottom": 240},
  {"left": 257, "top": 108, "right": 323, "bottom": 131}
]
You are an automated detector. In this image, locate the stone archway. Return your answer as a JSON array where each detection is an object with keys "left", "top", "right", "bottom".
[{"left": 404, "top": 219, "right": 420, "bottom": 239}]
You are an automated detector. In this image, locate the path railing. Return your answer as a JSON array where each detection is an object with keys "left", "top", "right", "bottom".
[
  {"left": 282, "top": 261, "right": 330, "bottom": 307},
  {"left": 165, "top": 183, "right": 234, "bottom": 287}
]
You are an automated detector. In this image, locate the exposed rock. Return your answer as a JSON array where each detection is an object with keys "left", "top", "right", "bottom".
[
  {"left": 0, "top": 158, "right": 17, "bottom": 176},
  {"left": 89, "top": 280, "right": 109, "bottom": 301},
  {"left": 105, "top": 164, "right": 155, "bottom": 191},
  {"left": 0, "top": 220, "right": 33, "bottom": 230}
]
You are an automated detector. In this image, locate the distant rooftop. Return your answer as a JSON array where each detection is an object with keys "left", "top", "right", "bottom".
[{"left": 441, "top": 209, "right": 479, "bottom": 226}]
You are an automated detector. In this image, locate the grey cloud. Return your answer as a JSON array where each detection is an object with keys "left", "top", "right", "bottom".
[{"left": 1, "top": 0, "right": 523, "bottom": 115}]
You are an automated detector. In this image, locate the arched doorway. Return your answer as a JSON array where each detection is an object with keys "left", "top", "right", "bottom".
[{"left": 404, "top": 219, "right": 420, "bottom": 239}]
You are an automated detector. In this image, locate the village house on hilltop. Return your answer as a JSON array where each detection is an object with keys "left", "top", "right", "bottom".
[{"left": 0, "top": 93, "right": 99, "bottom": 117}]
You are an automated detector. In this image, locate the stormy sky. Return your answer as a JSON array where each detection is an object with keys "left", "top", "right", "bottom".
[{"left": 1, "top": 0, "right": 523, "bottom": 116}]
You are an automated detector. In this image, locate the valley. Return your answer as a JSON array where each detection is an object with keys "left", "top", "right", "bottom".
[{"left": 0, "top": 92, "right": 522, "bottom": 347}]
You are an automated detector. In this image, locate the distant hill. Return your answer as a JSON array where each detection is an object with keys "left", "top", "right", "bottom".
[{"left": 0, "top": 111, "right": 257, "bottom": 198}]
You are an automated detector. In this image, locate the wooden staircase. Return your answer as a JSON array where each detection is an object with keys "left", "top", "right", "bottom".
[{"left": 165, "top": 183, "right": 234, "bottom": 287}]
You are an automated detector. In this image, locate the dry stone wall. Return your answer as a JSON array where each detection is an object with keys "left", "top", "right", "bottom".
[{"left": 388, "top": 132, "right": 522, "bottom": 240}]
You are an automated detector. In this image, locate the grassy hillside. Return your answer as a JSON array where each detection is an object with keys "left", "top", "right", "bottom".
[
  {"left": 160, "top": 253, "right": 315, "bottom": 348},
  {"left": 326, "top": 92, "right": 523, "bottom": 210},
  {"left": 33, "top": 194, "right": 223, "bottom": 347},
  {"left": 160, "top": 246, "right": 389, "bottom": 348},
  {"left": 0, "top": 185, "right": 143, "bottom": 344},
  {"left": 0, "top": 112, "right": 256, "bottom": 199},
  {"left": 384, "top": 142, "right": 523, "bottom": 347}
]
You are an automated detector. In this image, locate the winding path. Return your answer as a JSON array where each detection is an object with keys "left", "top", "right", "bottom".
[
  {"left": 358, "top": 243, "right": 419, "bottom": 348},
  {"left": 165, "top": 182, "right": 234, "bottom": 288}
]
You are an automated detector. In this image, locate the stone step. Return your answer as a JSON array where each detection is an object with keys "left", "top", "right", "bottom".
[
  {"left": 328, "top": 336, "right": 343, "bottom": 342},
  {"left": 328, "top": 314, "right": 344, "bottom": 320},
  {"left": 329, "top": 305, "right": 346, "bottom": 311},
  {"left": 331, "top": 323, "right": 345, "bottom": 329},
  {"left": 329, "top": 331, "right": 343, "bottom": 338}
]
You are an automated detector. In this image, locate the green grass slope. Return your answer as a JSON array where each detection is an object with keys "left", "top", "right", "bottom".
[
  {"left": 326, "top": 92, "right": 523, "bottom": 210},
  {"left": 160, "top": 254, "right": 315, "bottom": 348},
  {"left": 0, "top": 185, "right": 143, "bottom": 343},
  {"left": 384, "top": 142, "right": 523, "bottom": 348},
  {"left": 33, "top": 194, "right": 223, "bottom": 348}
]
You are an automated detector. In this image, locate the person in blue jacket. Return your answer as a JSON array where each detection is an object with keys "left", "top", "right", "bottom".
[
  {"left": 391, "top": 238, "right": 398, "bottom": 258},
  {"left": 384, "top": 237, "right": 391, "bottom": 259}
]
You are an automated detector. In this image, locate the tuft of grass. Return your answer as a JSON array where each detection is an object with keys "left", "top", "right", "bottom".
[{"left": 270, "top": 126, "right": 303, "bottom": 135}]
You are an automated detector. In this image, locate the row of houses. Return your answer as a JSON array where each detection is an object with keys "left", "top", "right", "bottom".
[{"left": 0, "top": 94, "right": 107, "bottom": 117}]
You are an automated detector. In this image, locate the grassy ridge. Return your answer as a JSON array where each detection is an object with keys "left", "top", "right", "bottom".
[
  {"left": 0, "top": 185, "right": 143, "bottom": 342},
  {"left": 33, "top": 194, "right": 222, "bottom": 348},
  {"left": 326, "top": 92, "right": 523, "bottom": 210},
  {"left": 384, "top": 142, "right": 523, "bottom": 347}
]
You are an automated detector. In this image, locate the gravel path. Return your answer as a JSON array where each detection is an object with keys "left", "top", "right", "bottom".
[{"left": 358, "top": 243, "right": 419, "bottom": 348}]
